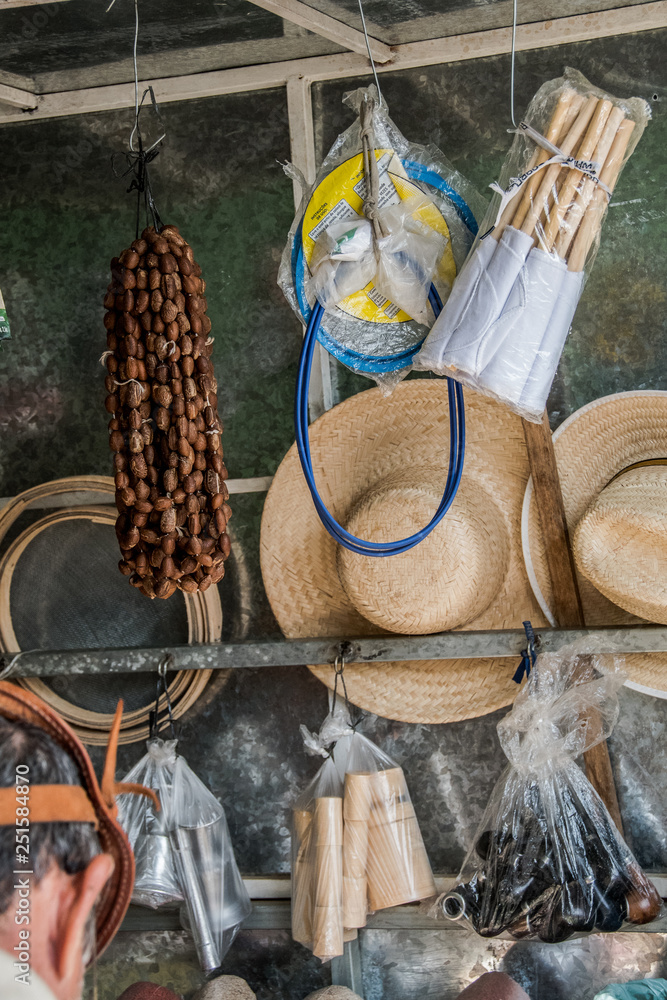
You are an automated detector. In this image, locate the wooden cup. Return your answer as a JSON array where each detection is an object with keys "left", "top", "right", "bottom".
[
  {"left": 312, "top": 796, "right": 344, "bottom": 958},
  {"left": 366, "top": 769, "right": 435, "bottom": 910},
  {"left": 291, "top": 808, "right": 313, "bottom": 946},
  {"left": 343, "top": 773, "right": 372, "bottom": 928}
]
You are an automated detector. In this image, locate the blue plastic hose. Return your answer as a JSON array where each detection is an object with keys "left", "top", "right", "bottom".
[{"left": 294, "top": 285, "right": 465, "bottom": 556}]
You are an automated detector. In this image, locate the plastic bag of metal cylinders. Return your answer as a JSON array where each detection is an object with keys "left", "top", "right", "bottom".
[
  {"left": 119, "top": 738, "right": 251, "bottom": 971},
  {"left": 438, "top": 643, "right": 662, "bottom": 941},
  {"left": 279, "top": 84, "right": 484, "bottom": 392},
  {"left": 415, "top": 68, "right": 650, "bottom": 421},
  {"left": 291, "top": 714, "right": 435, "bottom": 962},
  {"left": 117, "top": 738, "right": 184, "bottom": 908}
]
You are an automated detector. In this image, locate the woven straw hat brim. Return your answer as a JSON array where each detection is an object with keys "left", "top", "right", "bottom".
[
  {"left": 260, "top": 381, "right": 546, "bottom": 724},
  {"left": 522, "top": 390, "right": 667, "bottom": 698}
]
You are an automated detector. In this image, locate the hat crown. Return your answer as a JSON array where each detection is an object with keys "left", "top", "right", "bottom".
[
  {"left": 337, "top": 471, "right": 510, "bottom": 635},
  {"left": 574, "top": 465, "right": 667, "bottom": 625}
]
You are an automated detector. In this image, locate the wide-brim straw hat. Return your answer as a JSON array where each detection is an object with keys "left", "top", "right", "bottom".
[
  {"left": 261, "top": 381, "right": 547, "bottom": 724},
  {"left": 522, "top": 390, "right": 667, "bottom": 698}
]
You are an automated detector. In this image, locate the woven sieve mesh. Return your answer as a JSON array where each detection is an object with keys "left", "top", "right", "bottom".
[{"left": 9, "top": 518, "right": 187, "bottom": 714}]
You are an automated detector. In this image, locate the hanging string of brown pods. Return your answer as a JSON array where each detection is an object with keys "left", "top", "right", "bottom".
[{"left": 103, "top": 224, "right": 231, "bottom": 599}]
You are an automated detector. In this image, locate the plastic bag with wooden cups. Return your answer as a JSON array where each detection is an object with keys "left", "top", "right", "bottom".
[
  {"left": 415, "top": 68, "right": 650, "bottom": 421},
  {"left": 438, "top": 642, "right": 662, "bottom": 941},
  {"left": 291, "top": 719, "right": 435, "bottom": 962}
]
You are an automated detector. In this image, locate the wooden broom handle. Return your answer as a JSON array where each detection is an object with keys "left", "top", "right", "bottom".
[
  {"left": 519, "top": 95, "right": 597, "bottom": 240},
  {"left": 492, "top": 90, "right": 581, "bottom": 241},
  {"left": 522, "top": 412, "right": 625, "bottom": 835},
  {"left": 568, "top": 118, "right": 636, "bottom": 272},
  {"left": 540, "top": 99, "right": 613, "bottom": 251},
  {"left": 554, "top": 106, "right": 625, "bottom": 260}
]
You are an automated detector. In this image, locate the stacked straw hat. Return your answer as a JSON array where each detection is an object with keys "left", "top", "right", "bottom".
[
  {"left": 261, "top": 381, "right": 547, "bottom": 724},
  {"left": 522, "top": 390, "right": 667, "bottom": 698}
]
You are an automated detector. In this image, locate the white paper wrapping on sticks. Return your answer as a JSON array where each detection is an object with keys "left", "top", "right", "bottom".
[
  {"left": 415, "top": 231, "right": 582, "bottom": 421},
  {"left": 518, "top": 268, "right": 585, "bottom": 416},
  {"left": 477, "top": 246, "right": 568, "bottom": 408},
  {"left": 414, "top": 226, "right": 533, "bottom": 378}
]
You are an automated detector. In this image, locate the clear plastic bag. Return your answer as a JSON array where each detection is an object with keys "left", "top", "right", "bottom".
[
  {"left": 118, "top": 738, "right": 251, "bottom": 971},
  {"left": 169, "top": 751, "right": 252, "bottom": 973},
  {"left": 292, "top": 711, "right": 435, "bottom": 962},
  {"left": 116, "top": 738, "right": 184, "bottom": 909},
  {"left": 415, "top": 68, "right": 650, "bottom": 420},
  {"left": 439, "top": 642, "right": 662, "bottom": 940},
  {"left": 279, "top": 85, "right": 484, "bottom": 391}
]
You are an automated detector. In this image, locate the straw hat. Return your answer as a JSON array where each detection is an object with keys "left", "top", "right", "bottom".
[
  {"left": 260, "top": 381, "right": 546, "bottom": 724},
  {"left": 522, "top": 390, "right": 667, "bottom": 698}
]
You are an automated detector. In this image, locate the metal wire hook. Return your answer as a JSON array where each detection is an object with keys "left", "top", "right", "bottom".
[{"left": 150, "top": 654, "right": 176, "bottom": 740}]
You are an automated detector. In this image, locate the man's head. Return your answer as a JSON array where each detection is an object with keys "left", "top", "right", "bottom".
[{"left": 0, "top": 715, "right": 115, "bottom": 1000}]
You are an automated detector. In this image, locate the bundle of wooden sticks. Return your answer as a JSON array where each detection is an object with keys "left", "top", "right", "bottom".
[{"left": 495, "top": 87, "right": 636, "bottom": 271}]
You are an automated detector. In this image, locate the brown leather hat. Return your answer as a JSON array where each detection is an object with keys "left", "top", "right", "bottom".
[{"left": 0, "top": 682, "right": 157, "bottom": 957}]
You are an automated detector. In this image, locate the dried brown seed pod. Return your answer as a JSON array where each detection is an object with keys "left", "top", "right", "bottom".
[
  {"left": 129, "top": 452, "right": 148, "bottom": 479},
  {"left": 123, "top": 382, "right": 143, "bottom": 409},
  {"left": 181, "top": 356, "right": 195, "bottom": 377},
  {"left": 161, "top": 299, "right": 178, "bottom": 324},
  {"left": 156, "top": 363, "right": 170, "bottom": 385},
  {"left": 153, "top": 236, "right": 169, "bottom": 254},
  {"left": 179, "top": 575, "right": 198, "bottom": 593},
  {"left": 160, "top": 252, "right": 178, "bottom": 274},
  {"left": 120, "top": 249, "right": 140, "bottom": 269},
  {"left": 135, "top": 480, "right": 150, "bottom": 501},
  {"left": 160, "top": 508, "right": 176, "bottom": 533},
  {"left": 136, "top": 269, "right": 148, "bottom": 290},
  {"left": 150, "top": 288, "right": 164, "bottom": 313},
  {"left": 109, "top": 430, "right": 125, "bottom": 452},
  {"left": 152, "top": 315, "right": 165, "bottom": 335},
  {"left": 153, "top": 384, "right": 173, "bottom": 408}
]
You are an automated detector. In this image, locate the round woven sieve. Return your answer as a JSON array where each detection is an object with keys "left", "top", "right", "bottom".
[{"left": 0, "top": 477, "right": 225, "bottom": 745}]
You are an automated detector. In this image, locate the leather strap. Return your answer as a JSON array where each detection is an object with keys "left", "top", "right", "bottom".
[
  {"left": 0, "top": 785, "right": 99, "bottom": 828},
  {"left": 101, "top": 702, "right": 160, "bottom": 814}
]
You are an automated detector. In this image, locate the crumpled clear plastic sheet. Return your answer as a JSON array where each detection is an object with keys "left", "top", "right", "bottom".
[
  {"left": 117, "top": 737, "right": 251, "bottom": 973},
  {"left": 415, "top": 67, "right": 651, "bottom": 419},
  {"left": 595, "top": 981, "right": 667, "bottom": 1000},
  {"left": 117, "top": 738, "right": 184, "bottom": 909},
  {"left": 291, "top": 709, "right": 435, "bottom": 963},
  {"left": 279, "top": 84, "right": 485, "bottom": 391},
  {"left": 438, "top": 641, "right": 663, "bottom": 941}
]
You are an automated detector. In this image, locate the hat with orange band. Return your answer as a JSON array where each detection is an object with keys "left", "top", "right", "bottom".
[{"left": 0, "top": 682, "right": 158, "bottom": 957}]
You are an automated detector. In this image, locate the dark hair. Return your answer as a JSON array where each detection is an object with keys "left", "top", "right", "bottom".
[{"left": 0, "top": 715, "right": 100, "bottom": 913}]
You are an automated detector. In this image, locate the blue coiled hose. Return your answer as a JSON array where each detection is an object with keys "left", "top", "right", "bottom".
[{"left": 294, "top": 285, "right": 465, "bottom": 556}]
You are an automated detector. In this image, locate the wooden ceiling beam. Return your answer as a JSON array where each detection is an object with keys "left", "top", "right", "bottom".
[
  {"left": 244, "top": 0, "right": 393, "bottom": 63},
  {"left": 0, "top": 81, "right": 38, "bottom": 109},
  {"left": 0, "top": 2, "right": 664, "bottom": 124}
]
